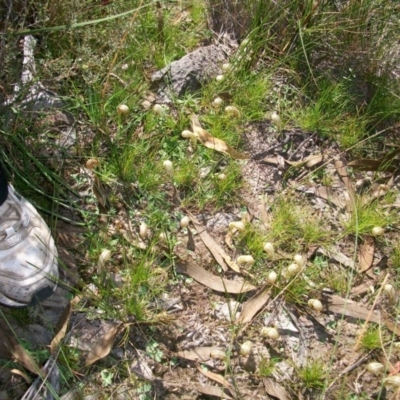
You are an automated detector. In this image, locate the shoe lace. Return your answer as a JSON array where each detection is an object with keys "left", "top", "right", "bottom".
[{"left": 0, "top": 197, "right": 30, "bottom": 240}]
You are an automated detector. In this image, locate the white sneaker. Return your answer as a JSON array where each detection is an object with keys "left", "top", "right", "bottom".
[{"left": 0, "top": 185, "right": 58, "bottom": 307}]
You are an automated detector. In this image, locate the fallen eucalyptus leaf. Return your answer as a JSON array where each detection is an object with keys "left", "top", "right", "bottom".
[
  {"left": 262, "top": 156, "right": 279, "bottom": 165},
  {"left": 286, "top": 154, "right": 323, "bottom": 169},
  {"left": 324, "top": 294, "right": 381, "bottom": 323},
  {"left": 93, "top": 175, "right": 109, "bottom": 211},
  {"left": 190, "top": 115, "right": 248, "bottom": 159},
  {"left": 192, "top": 384, "right": 234, "bottom": 400},
  {"left": 296, "top": 185, "right": 345, "bottom": 209},
  {"left": 314, "top": 186, "right": 345, "bottom": 209},
  {"left": 175, "top": 260, "right": 255, "bottom": 294},
  {"left": 85, "top": 323, "right": 128, "bottom": 366},
  {"left": 359, "top": 236, "right": 375, "bottom": 273},
  {"left": 318, "top": 247, "right": 355, "bottom": 269},
  {"left": 197, "top": 365, "right": 232, "bottom": 389},
  {"left": 306, "top": 154, "right": 324, "bottom": 168},
  {"left": 348, "top": 148, "right": 400, "bottom": 173},
  {"left": 238, "top": 284, "right": 271, "bottom": 324},
  {"left": 51, "top": 295, "right": 81, "bottom": 354},
  {"left": 176, "top": 346, "right": 224, "bottom": 362},
  {"left": 224, "top": 228, "right": 235, "bottom": 249},
  {"left": 188, "top": 212, "right": 241, "bottom": 273},
  {"left": 263, "top": 378, "right": 290, "bottom": 400},
  {"left": 347, "top": 159, "right": 384, "bottom": 171},
  {"left": 10, "top": 368, "right": 31, "bottom": 383},
  {"left": 0, "top": 319, "right": 42, "bottom": 376},
  {"left": 334, "top": 160, "right": 356, "bottom": 213},
  {"left": 351, "top": 279, "right": 376, "bottom": 296}
]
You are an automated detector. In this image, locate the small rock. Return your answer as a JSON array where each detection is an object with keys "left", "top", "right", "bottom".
[
  {"left": 111, "top": 347, "right": 125, "bottom": 359},
  {"left": 215, "top": 300, "right": 241, "bottom": 322},
  {"left": 206, "top": 212, "right": 237, "bottom": 232},
  {"left": 199, "top": 166, "right": 212, "bottom": 178},
  {"left": 151, "top": 45, "right": 227, "bottom": 98}
]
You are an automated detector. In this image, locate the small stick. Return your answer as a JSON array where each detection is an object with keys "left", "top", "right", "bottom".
[
  {"left": 251, "top": 134, "right": 292, "bottom": 160},
  {"left": 288, "top": 133, "right": 316, "bottom": 160}
]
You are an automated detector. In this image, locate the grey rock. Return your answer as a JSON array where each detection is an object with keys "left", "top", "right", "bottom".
[
  {"left": 206, "top": 212, "right": 236, "bottom": 232},
  {"left": 14, "top": 323, "right": 52, "bottom": 347},
  {"left": 151, "top": 45, "right": 227, "bottom": 98},
  {"left": 215, "top": 300, "right": 241, "bottom": 322}
]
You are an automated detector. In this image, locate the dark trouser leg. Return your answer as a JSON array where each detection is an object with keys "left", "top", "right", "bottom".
[{"left": 0, "top": 162, "right": 9, "bottom": 206}]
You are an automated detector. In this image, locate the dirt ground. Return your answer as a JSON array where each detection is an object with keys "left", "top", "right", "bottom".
[{"left": 2, "top": 113, "right": 399, "bottom": 400}]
